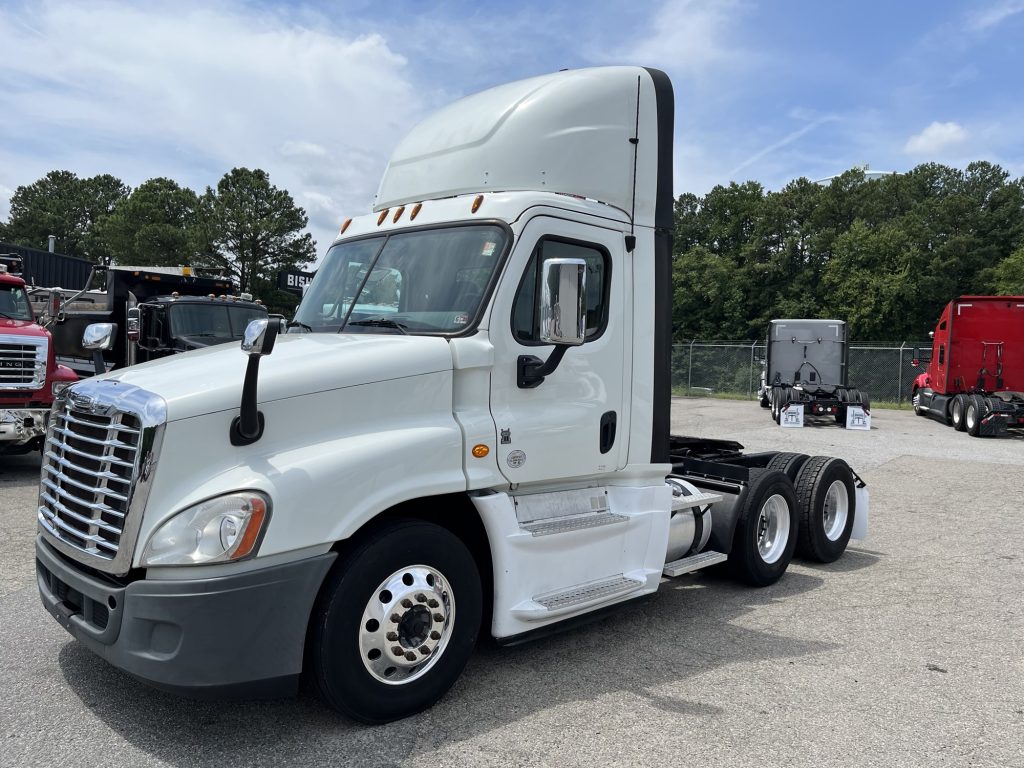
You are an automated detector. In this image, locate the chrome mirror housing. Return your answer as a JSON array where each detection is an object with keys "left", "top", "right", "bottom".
[
  {"left": 241, "top": 318, "right": 278, "bottom": 357},
  {"left": 539, "top": 258, "right": 587, "bottom": 347},
  {"left": 82, "top": 323, "right": 117, "bottom": 351}
]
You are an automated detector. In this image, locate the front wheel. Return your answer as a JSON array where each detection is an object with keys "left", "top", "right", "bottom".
[
  {"left": 729, "top": 469, "right": 798, "bottom": 587},
  {"left": 309, "top": 519, "right": 482, "bottom": 723}
]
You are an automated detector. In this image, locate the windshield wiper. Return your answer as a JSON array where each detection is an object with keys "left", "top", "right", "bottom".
[
  {"left": 347, "top": 317, "right": 409, "bottom": 335},
  {"left": 287, "top": 319, "right": 313, "bottom": 332}
]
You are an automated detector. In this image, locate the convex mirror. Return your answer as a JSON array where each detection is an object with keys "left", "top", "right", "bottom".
[{"left": 539, "top": 258, "right": 587, "bottom": 346}]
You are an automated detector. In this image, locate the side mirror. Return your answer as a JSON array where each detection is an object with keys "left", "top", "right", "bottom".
[
  {"left": 82, "top": 323, "right": 116, "bottom": 351},
  {"left": 232, "top": 318, "right": 283, "bottom": 445},
  {"left": 241, "top": 318, "right": 279, "bottom": 357},
  {"left": 126, "top": 307, "right": 141, "bottom": 343},
  {"left": 48, "top": 290, "right": 64, "bottom": 324},
  {"left": 928, "top": 331, "right": 935, "bottom": 339},
  {"left": 83, "top": 322, "right": 116, "bottom": 376},
  {"left": 538, "top": 258, "right": 587, "bottom": 346}
]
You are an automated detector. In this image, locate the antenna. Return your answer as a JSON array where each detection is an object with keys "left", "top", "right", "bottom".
[{"left": 625, "top": 75, "right": 640, "bottom": 253}]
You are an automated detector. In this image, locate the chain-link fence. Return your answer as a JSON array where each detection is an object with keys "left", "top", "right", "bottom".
[{"left": 672, "top": 341, "right": 929, "bottom": 403}]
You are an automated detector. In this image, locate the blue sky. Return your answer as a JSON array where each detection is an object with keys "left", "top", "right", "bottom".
[{"left": 1, "top": 0, "right": 1023, "bottom": 256}]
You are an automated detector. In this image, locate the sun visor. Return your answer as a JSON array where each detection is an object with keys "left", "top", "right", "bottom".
[{"left": 375, "top": 66, "right": 666, "bottom": 228}]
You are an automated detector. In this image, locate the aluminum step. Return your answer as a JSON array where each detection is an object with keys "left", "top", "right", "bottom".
[
  {"left": 520, "top": 511, "right": 628, "bottom": 537},
  {"left": 670, "top": 490, "right": 722, "bottom": 512},
  {"left": 512, "top": 574, "right": 647, "bottom": 620},
  {"left": 662, "top": 550, "right": 728, "bottom": 577}
]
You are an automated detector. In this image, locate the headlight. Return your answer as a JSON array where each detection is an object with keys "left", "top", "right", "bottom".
[
  {"left": 140, "top": 491, "right": 270, "bottom": 567},
  {"left": 52, "top": 381, "right": 72, "bottom": 397}
]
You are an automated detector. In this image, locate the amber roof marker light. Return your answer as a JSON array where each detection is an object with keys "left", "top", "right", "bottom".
[
  {"left": 339, "top": 218, "right": 352, "bottom": 235},
  {"left": 377, "top": 209, "right": 390, "bottom": 225},
  {"left": 393, "top": 206, "right": 405, "bottom": 223},
  {"left": 471, "top": 195, "right": 483, "bottom": 213},
  {"left": 410, "top": 203, "right": 422, "bottom": 220}
]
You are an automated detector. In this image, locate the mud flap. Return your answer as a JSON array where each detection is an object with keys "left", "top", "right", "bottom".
[{"left": 851, "top": 485, "right": 869, "bottom": 541}]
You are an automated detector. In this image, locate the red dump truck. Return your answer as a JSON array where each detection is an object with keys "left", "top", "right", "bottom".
[
  {"left": 0, "top": 256, "right": 78, "bottom": 453},
  {"left": 912, "top": 296, "right": 1024, "bottom": 436}
]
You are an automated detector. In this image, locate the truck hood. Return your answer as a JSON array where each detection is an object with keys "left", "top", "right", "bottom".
[
  {"left": 0, "top": 318, "right": 45, "bottom": 334},
  {"left": 100, "top": 333, "right": 453, "bottom": 422}
]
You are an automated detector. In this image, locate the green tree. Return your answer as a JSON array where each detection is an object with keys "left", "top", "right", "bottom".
[
  {"left": 96, "top": 177, "right": 207, "bottom": 267},
  {"left": 3, "top": 171, "right": 128, "bottom": 260},
  {"left": 991, "top": 245, "right": 1024, "bottom": 294},
  {"left": 203, "top": 168, "right": 316, "bottom": 312}
]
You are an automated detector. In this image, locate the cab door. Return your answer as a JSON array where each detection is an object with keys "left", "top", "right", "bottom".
[{"left": 488, "top": 216, "right": 627, "bottom": 485}]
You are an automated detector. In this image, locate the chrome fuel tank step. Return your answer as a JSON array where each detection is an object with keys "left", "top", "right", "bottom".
[{"left": 663, "top": 550, "right": 728, "bottom": 577}]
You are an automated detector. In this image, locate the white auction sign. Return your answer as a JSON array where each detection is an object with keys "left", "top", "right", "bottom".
[
  {"left": 780, "top": 403, "right": 804, "bottom": 428},
  {"left": 846, "top": 405, "right": 871, "bottom": 430}
]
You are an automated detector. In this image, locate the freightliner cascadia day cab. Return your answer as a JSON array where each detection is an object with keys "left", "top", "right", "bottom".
[
  {"left": 911, "top": 296, "right": 1024, "bottom": 436},
  {"left": 35, "top": 67, "right": 869, "bottom": 723},
  {"left": 759, "top": 319, "right": 870, "bottom": 426}
]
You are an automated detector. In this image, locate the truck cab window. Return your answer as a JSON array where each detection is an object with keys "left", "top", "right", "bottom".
[
  {"left": 512, "top": 238, "right": 609, "bottom": 344},
  {"left": 939, "top": 344, "right": 945, "bottom": 365},
  {"left": 0, "top": 285, "right": 33, "bottom": 321}
]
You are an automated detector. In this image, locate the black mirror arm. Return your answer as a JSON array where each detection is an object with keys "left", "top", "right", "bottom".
[
  {"left": 517, "top": 345, "right": 569, "bottom": 389},
  {"left": 230, "top": 356, "right": 265, "bottom": 445}
]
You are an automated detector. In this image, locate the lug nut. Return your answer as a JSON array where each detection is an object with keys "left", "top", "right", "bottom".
[
  {"left": 415, "top": 593, "right": 427, "bottom": 602},
  {"left": 401, "top": 598, "right": 413, "bottom": 608},
  {"left": 391, "top": 646, "right": 404, "bottom": 656},
  {"left": 427, "top": 599, "right": 439, "bottom": 608},
  {"left": 419, "top": 645, "right": 431, "bottom": 655},
  {"left": 405, "top": 651, "right": 417, "bottom": 661},
  {"left": 386, "top": 631, "right": 398, "bottom": 641},
  {"left": 433, "top": 612, "right": 444, "bottom": 622},
  {"left": 390, "top": 613, "right": 401, "bottom": 623},
  {"left": 430, "top": 630, "right": 441, "bottom": 640}
]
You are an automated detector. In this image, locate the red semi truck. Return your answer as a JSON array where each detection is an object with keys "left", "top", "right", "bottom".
[
  {"left": 0, "top": 257, "right": 78, "bottom": 454},
  {"left": 912, "top": 296, "right": 1024, "bottom": 436}
]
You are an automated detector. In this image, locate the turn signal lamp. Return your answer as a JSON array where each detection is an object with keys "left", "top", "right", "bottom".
[{"left": 472, "top": 444, "right": 489, "bottom": 458}]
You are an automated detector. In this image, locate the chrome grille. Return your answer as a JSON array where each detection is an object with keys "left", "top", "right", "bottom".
[
  {"left": 0, "top": 334, "right": 47, "bottom": 390},
  {"left": 37, "top": 381, "right": 166, "bottom": 575}
]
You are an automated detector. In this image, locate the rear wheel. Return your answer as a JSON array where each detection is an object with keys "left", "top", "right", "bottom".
[
  {"left": 309, "top": 519, "right": 482, "bottom": 723},
  {"left": 766, "top": 452, "right": 810, "bottom": 481},
  {"left": 952, "top": 394, "right": 967, "bottom": 431},
  {"left": 794, "top": 456, "right": 856, "bottom": 562},
  {"left": 966, "top": 395, "right": 985, "bottom": 437},
  {"left": 729, "top": 469, "right": 798, "bottom": 587},
  {"left": 834, "top": 389, "right": 848, "bottom": 424}
]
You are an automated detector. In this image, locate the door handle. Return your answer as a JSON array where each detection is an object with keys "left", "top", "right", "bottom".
[{"left": 600, "top": 411, "right": 616, "bottom": 454}]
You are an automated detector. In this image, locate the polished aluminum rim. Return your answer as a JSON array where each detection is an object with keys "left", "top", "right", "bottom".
[
  {"left": 952, "top": 397, "right": 963, "bottom": 425},
  {"left": 756, "top": 493, "right": 790, "bottom": 564},
  {"left": 823, "top": 480, "right": 849, "bottom": 541},
  {"left": 966, "top": 402, "right": 977, "bottom": 430},
  {"left": 359, "top": 565, "right": 454, "bottom": 685}
]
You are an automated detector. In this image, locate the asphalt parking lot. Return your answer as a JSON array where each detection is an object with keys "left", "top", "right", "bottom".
[{"left": 1, "top": 398, "right": 1022, "bottom": 768}]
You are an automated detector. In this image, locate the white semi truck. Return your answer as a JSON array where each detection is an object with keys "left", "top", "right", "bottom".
[{"left": 35, "top": 66, "right": 868, "bottom": 723}]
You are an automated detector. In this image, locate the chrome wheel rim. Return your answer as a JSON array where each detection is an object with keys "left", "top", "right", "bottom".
[
  {"left": 966, "top": 404, "right": 977, "bottom": 430},
  {"left": 756, "top": 493, "right": 790, "bottom": 564},
  {"left": 823, "top": 480, "right": 849, "bottom": 541},
  {"left": 952, "top": 398, "right": 962, "bottom": 425},
  {"left": 359, "top": 565, "right": 454, "bottom": 685}
]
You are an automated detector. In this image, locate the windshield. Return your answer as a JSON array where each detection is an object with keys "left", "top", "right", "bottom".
[
  {"left": 0, "top": 284, "right": 34, "bottom": 321},
  {"left": 167, "top": 303, "right": 268, "bottom": 346},
  {"left": 293, "top": 225, "right": 508, "bottom": 334}
]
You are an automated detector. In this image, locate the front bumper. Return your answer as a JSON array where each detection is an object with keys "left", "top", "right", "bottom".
[
  {"left": 36, "top": 536, "right": 336, "bottom": 698},
  {"left": 0, "top": 407, "right": 48, "bottom": 445}
]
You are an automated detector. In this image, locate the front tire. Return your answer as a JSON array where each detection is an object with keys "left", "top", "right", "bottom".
[
  {"left": 309, "top": 519, "right": 482, "bottom": 723},
  {"left": 729, "top": 469, "right": 798, "bottom": 587},
  {"left": 793, "top": 456, "right": 856, "bottom": 563}
]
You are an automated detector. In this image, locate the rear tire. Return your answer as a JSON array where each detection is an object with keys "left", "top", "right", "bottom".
[
  {"left": 952, "top": 394, "right": 966, "bottom": 431},
  {"left": 793, "top": 456, "right": 856, "bottom": 562},
  {"left": 966, "top": 395, "right": 984, "bottom": 437},
  {"left": 309, "top": 519, "right": 482, "bottom": 723},
  {"left": 766, "top": 452, "right": 810, "bottom": 481},
  {"left": 729, "top": 469, "right": 798, "bottom": 587}
]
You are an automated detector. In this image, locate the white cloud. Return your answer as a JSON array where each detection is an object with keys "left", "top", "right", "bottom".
[
  {"left": 0, "top": 1, "right": 423, "bottom": 256},
  {"left": 967, "top": 0, "right": 1024, "bottom": 31},
  {"left": 904, "top": 122, "right": 969, "bottom": 154}
]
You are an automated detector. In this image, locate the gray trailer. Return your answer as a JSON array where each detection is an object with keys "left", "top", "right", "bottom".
[{"left": 759, "top": 319, "right": 870, "bottom": 425}]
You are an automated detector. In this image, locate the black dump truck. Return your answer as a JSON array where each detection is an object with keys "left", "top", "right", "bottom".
[
  {"left": 31, "top": 265, "right": 267, "bottom": 376},
  {"left": 759, "top": 319, "right": 869, "bottom": 426}
]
